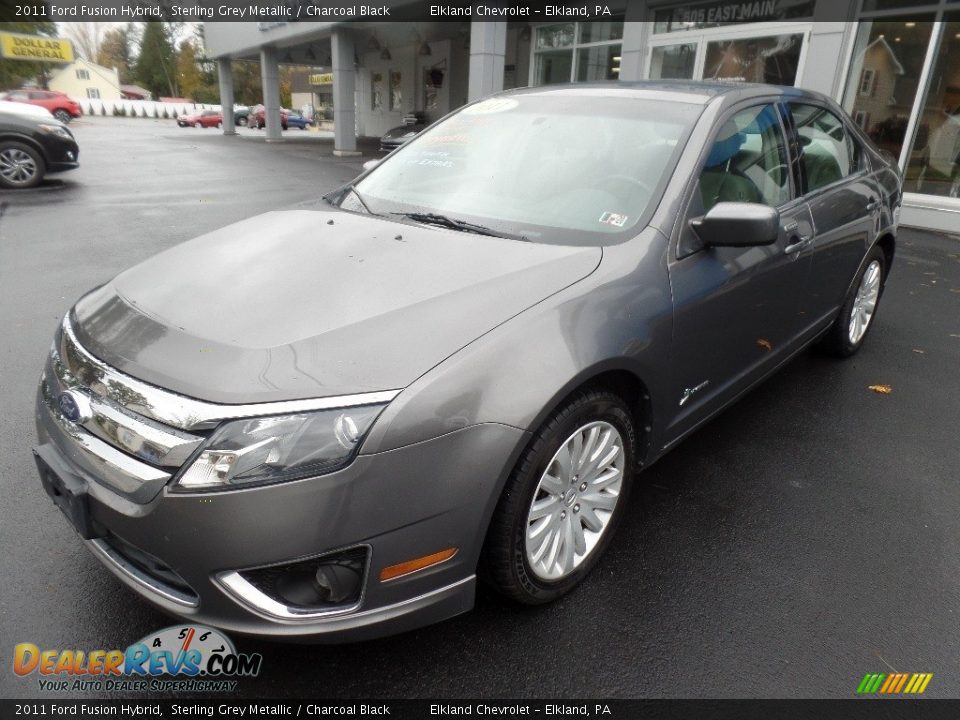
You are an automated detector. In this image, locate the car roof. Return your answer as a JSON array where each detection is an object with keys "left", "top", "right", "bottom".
[{"left": 499, "top": 80, "right": 828, "bottom": 107}]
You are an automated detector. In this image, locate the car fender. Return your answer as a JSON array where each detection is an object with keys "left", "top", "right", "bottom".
[{"left": 362, "top": 228, "right": 674, "bottom": 462}]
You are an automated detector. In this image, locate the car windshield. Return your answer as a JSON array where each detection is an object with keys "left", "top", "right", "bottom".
[{"left": 351, "top": 92, "right": 703, "bottom": 245}]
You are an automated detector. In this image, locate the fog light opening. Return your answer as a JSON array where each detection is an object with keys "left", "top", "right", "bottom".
[{"left": 239, "top": 547, "right": 367, "bottom": 612}]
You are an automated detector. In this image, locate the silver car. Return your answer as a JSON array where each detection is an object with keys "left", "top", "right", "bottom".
[{"left": 34, "top": 82, "right": 901, "bottom": 641}]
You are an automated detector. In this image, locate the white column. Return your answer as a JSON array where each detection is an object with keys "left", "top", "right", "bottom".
[
  {"left": 468, "top": 22, "right": 507, "bottom": 102},
  {"left": 217, "top": 58, "right": 237, "bottom": 135},
  {"left": 260, "top": 46, "right": 282, "bottom": 142},
  {"left": 619, "top": 6, "right": 650, "bottom": 82},
  {"left": 332, "top": 28, "right": 360, "bottom": 156}
]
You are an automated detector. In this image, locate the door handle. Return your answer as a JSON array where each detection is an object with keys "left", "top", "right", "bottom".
[
  {"left": 866, "top": 197, "right": 880, "bottom": 212},
  {"left": 784, "top": 234, "right": 812, "bottom": 255}
]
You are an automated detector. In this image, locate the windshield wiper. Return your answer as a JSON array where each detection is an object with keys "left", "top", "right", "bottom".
[{"left": 391, "top": 212, "right": 526, "bottom": 241}]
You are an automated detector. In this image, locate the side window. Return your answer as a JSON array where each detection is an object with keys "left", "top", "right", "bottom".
[
  {"left": 698, "top": 104, "right": 790, "bottom": 214},
  {"left": 788, "top": 103, "right": 860, "bottom": 193}
]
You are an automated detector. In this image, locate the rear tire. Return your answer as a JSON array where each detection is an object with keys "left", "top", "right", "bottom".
[
  {"left": 481, "top": 390, "right": 636, "bottom": 604},
  {"left": 194, "top": 122, "right": 202, "bottom": 128},
  {"left": 819, "top": 246, "right": 887, "bottom": 357},
  {"left": 0, "top": 141, "right": 45, "bottom": 189}
]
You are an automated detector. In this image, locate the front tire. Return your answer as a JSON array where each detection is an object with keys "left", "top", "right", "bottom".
[
  {"left": 53, "top": 109, "right": 71, "bottom": 123},
  {"left": 0, "top": 141, "right": 45, "bottom": 189},
  {"left": 194, "top": 122, "right": 202, "bottom": 129},
  {"left": 482, "top": 390, "right": 636, "bottom": 604},
  {"left": 820, "top": 246, "right": 887, "bottom": 357}
]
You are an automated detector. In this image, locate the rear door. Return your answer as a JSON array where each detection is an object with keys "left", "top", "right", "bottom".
[
  {"left": 785, "top": 102, "right": 878, "bottom": 325},
  {"left": 665, "top": 101, "right": 815, "bottom": 445}
]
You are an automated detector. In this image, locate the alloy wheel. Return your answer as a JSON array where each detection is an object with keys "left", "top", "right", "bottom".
[
  {"left": 524, "top": 421, "right": 624, "bottom": 581},
  {"left": 0, "top": 147, "right": 39, "bottom": 186},
  {"left": 849, "top": 259, "right": 882, "bottom": 345}
]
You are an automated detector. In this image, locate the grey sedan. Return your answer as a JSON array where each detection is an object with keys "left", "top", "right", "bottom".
[{"left": 34, "top": 82, "right": 900, "bottom": 641}]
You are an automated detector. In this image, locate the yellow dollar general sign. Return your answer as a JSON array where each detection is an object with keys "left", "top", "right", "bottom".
[{"left": 0, "top": 32, "right": 74, "bottom": 63}]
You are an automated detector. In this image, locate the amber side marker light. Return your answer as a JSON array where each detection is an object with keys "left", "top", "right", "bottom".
[{"left": 379, "top": 548, "right": 458, "bottom": 582}]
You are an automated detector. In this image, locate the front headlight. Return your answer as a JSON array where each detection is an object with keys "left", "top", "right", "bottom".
[
  {"left": 37, "top": 123, "right": 71, "bottom": 139},
  {"left": 174, "top": 404, "right": 388, "bottom": 491}
]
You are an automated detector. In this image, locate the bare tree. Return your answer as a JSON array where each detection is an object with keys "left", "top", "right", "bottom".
[{"left": 63, "top": 22, "right": 106, "bottom": 62}]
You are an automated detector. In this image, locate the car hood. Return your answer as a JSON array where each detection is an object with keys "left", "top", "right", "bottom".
[{"left": 71, "top": 209, "right": 601, "bottom": 404}]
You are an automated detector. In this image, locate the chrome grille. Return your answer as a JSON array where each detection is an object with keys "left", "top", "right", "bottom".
[{"left": 37, "top": 315, "right": 400, "bottom": 503}]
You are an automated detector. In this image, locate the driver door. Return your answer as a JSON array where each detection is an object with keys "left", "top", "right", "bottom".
[{"left": 664, "top": 102, "right": 815, "bottom": 446}]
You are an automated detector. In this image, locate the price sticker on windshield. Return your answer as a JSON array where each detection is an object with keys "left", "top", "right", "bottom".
[{"left": 599, "top": 212, "right": 628, "bottom": 228}]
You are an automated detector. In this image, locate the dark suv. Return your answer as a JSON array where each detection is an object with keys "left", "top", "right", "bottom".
[{"left": 0, "top": 110, "right": 79, "bottom": 189}]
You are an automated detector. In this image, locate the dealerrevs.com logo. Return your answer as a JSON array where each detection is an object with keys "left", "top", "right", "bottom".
[{"left": 13, "top": 625, "right": 263, "bottom": 693}]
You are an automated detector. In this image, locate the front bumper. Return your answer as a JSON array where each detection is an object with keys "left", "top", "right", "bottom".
[
  {"left": 34, "top": 326, "right": 526, "bottom": 641},
  {"left": 40, "top": 135, "right": 79, "bottom": 173}
]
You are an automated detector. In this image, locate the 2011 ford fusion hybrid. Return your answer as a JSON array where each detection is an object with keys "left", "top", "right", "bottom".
[{"left": 34, "top": 82, "right": 901, "bottom": 641}]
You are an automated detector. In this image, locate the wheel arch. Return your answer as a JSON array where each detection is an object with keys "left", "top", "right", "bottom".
[
  {"left": 522, "top": 361, "right": 654, "bottom": 468},
  {"left": 0, "top": 132, "right": 50, "bottom": 164},
  {"left": 875, "top": 232, "right": 895, "bottom": 279}
]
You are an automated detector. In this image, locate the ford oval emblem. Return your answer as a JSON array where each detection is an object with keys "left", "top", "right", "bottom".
[{"left": 57, "top": 390, "right": 92, "bottom": 424}]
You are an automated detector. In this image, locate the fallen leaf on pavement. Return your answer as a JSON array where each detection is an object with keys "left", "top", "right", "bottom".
[{"left": 868, "top": 384, "right": 893, "bottom": 394}]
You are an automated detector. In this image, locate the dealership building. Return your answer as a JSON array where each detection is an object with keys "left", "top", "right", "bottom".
[{"left": 204, "top": 0, "right": 960, "bottom": 232}]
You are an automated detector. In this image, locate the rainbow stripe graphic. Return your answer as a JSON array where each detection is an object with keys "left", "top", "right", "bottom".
[{"left": 857, "top": 672, "right": 933, "bottom": 694}]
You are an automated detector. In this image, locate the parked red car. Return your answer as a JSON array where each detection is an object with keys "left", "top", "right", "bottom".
[
  {"left": 251, "top": 104, "right": 288, "bottom": 130},
  {"left": 177, "top": 110, "right": 223, "bottom": 129},
  {"left": 0, "top": 89, "right": 82, "bottom": 124}
]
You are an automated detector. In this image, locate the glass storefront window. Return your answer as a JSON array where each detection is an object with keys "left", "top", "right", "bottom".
[
  {"left": 533, "top": 21, "right": 623, "bottom": 85},
  {"left": 906, "top": 14, "right": 960, "bottom": 197},
  {"left": 576, "top": 45, "right": 622, "bottom": 81},
  {"left": 536, "top": 24, "right": 575, "bottom": 50},
  {"left": 579, "top": 19, "right": 624, "bottom": 44},
  {"left": 703, "top": 34, "right": 803, "bottom": 85},
  {"left": 842, "top": 18, "right": 936, "bottom": 169},
  {"left": 535, "top": 50, "right": 574, "bottom": 85},
  {"left": 649, "top": 43, "right": 697, "bottom": 79}
]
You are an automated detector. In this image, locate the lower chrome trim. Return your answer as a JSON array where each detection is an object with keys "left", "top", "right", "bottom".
[
  {"left": 214, "top": 545, "right": 371, "bottom": 620},
  {"left": 216, "top": 570, "right": 474, "bottom": 625},
  {"left": 88, "top": 538, "right": 199, "bottom": 608}
]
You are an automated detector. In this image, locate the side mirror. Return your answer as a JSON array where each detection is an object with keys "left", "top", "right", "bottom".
[
  {"left": 362, "top": 159, "right": 380, "bottom": 173},
  {"left": 690, "top": 202, "right": 779, "bottom": 248}
]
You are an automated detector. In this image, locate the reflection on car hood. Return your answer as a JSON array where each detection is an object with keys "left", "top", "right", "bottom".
[
  {"left": 383, "top": 125, "right": 425, "bottom": 140},
  {"left": 72, "top": 209, "right": 601, "bottom": 404}
]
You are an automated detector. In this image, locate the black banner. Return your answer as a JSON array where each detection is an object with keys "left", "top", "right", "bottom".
[
  {"left": 3, "top": 699, "right": 960, "bottom": 719},
  {"left": 1, "top": 0, "right": 867, "bottom": 23}
]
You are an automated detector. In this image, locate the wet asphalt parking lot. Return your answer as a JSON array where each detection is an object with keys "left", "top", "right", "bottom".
[{"left": 1, "top": 116, "right": 959, "bottom": 700}]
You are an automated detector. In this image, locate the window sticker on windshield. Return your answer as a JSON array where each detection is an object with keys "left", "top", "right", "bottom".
[
  {"left": 462, "top": 98, "right": 519, "bottom": 115},
  {"left": 599, "top": 212, "right": 628, "bottom": 228}
]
